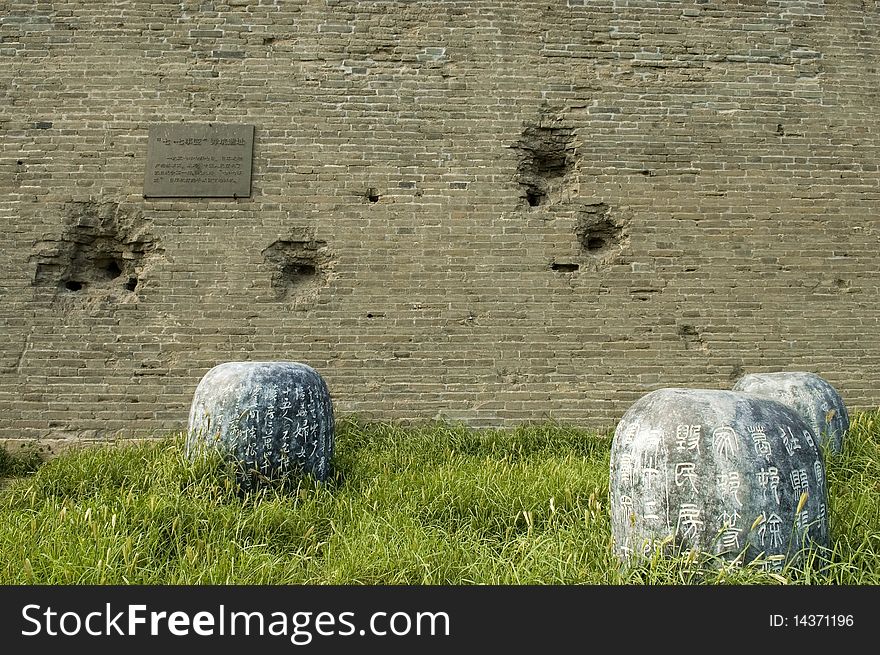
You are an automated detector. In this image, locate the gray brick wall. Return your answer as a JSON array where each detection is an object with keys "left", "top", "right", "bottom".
[{"left": 2, "top": 0, "right": 879, "bottom": 447}]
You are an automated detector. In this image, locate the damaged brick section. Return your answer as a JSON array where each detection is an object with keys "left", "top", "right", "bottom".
[
  {"left": 29, "top": 201, "right": 163, "bottom": 307},
  {"left": 262, "top": 228, "right": 334, "bottom": 305},
  {"left": 677, "top": 323, "right": 709, "bottom": 353},
  {"left": 513, "top": 120, "right": 577, "bottom": 208},
  {"left": 575, "top": 202, "right": 628, "bottom": 263}
]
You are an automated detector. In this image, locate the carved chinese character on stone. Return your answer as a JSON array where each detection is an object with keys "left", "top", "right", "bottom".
[
  {"left": 186, "top": 361, "right": 335, "bottom": 492},
  {"left": 609, "top": 388, "right": 829, "bottom": 570},
  {"left": 733, "top": 371, "right": 849, "bottom": 454}
]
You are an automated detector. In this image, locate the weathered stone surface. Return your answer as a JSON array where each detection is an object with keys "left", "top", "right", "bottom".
[
  {"left": 610, "top": 388, "right": 829, "bottom": 570},
  {"left": 733, "top": 372, "right": 849, "bottom": 454},
  {"left": 186, "top": 361, "right": 334, "bottom": 490}
]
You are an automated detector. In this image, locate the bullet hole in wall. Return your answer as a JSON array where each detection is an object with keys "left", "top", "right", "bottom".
[
  {"left": 575, "top": 203, "right": 627, "bottom": 259},
  {"left": 513, "top": 122, "right": 576, "bottom": 208},
  {"left": 262, "top": 229, "right": 334, "bottom": 304},
  {"left": 29, "top": 201, "right": 161, "bottom": 306}
]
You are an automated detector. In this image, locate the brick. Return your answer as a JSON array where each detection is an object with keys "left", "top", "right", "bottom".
[{"left": 0, "top": 0, "right": 877, "bottom": 442}]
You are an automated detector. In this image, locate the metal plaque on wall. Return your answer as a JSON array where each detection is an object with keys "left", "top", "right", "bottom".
[{"left": 144, "top": 123, "right": 254, "bottom": 198}]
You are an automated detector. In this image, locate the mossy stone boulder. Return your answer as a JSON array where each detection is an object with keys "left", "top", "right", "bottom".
[
  {"left": 610, "top": 388, "right": 829, "bottom": 570},
  {"left": 733, "top": 371, "right": 849, "bottom": 454},
  {"left": 186, "top": 361, "right": 334, "bottom": 491}
]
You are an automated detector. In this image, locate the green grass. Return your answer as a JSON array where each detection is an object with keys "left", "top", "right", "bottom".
[
  {"left": 0, "top": 413, "right": 878, "bottom": 585},
  {"left": 0, "top": 446, "right": 43, "bottom": 479}
]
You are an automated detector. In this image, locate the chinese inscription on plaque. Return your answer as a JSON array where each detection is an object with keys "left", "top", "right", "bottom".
[{"left": 144, "top": 123, "right": 254, "bottom": 198}]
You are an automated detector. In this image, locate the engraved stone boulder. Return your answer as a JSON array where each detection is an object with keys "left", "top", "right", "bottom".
[
  {"left": 186, "top": 361, "right": 334, "bottom": 491},
  {"left": 610, "top": 388, "right": 830, "bottom": 570},
  {"left": 733, "top": 371, "right": 849, "bottom": 454}
]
